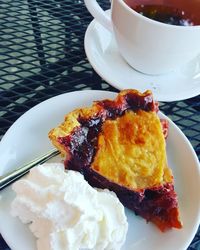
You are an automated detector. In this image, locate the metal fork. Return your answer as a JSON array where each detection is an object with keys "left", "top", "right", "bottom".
[{"left": 0, "top": 149, "right": 60, "bottom": 191}]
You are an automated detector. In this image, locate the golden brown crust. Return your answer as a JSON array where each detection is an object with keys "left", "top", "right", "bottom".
[
  {"left": 91, "top": 110, "right": 173, "bottom": 190},
  {"left": 48, "top": 101, "right": 101, "bottom": 155}
]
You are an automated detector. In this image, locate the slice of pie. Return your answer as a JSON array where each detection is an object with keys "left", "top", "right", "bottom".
[{"left": 49, "top": 89, "right": 182, "bottom": 231}]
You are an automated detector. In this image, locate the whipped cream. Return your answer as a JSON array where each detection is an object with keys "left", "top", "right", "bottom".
[{"left": 11, "top": 163, "right": 128, "bottom": 250}]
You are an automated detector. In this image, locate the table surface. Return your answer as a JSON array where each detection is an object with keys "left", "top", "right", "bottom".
[{"left": 0, "top": 0, "right": 199, "bottom": 249}]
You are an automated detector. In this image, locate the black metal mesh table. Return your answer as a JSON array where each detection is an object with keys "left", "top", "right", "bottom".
[{"left": 0, "top": 0, "right": 199, "bottom": 249}]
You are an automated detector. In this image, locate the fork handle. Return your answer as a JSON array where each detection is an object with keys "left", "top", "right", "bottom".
[{"left": 0, "top": 149, "right": 60, "bottom": 191}]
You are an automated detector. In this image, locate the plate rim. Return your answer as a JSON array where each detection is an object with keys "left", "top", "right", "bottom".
[{"left": 0, "top": 90, "right": 115, "bottom": 145}]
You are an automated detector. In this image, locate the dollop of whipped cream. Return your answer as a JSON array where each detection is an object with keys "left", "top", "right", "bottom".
[{"left": 11, "top": 163, "right": 128, "bottom": 250}]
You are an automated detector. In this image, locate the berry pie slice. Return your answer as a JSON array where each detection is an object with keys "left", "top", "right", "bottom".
[{"left": 49, "top": 89, "right": 182, "bottom": 231}]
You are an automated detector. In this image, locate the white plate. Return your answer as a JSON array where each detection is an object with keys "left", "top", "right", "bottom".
[
  {"left": 0, "top": 90, "right": 200, "bottom": 250},
  {"left": 84, "top": 13, "right": 200, "bottom": 102}
]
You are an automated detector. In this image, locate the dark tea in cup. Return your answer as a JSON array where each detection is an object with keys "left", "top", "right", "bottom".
[{"left": 124, "top": 0, "right": 200, "bottom": 26}]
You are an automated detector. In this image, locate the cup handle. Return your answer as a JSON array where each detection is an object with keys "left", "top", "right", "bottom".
[{"left": 84, "top": 0, "right": 113, "bottom": 32}]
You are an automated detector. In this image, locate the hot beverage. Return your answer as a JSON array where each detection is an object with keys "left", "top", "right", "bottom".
[
  {"left": 133, "top": 5, "right": 194, "bottom": 26},
  {"left": 124, "top": 0, "right": 200, "bottom": 26},
  {"left": 85, "top": 0, "right": 200, "bottom": 74}
]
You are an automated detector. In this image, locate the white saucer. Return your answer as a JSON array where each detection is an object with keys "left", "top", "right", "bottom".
[{"left": 84, "top": 13, "right": 200, "bottom": 102}]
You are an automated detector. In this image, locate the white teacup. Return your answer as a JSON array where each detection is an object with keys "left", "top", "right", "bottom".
[{"left": 84, "top": 0, "right": 200, "bottom": 75}]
